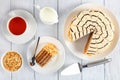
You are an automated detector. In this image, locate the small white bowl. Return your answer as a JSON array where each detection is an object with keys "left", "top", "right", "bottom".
[{"left": 1, "top": 51, "right": 23, "bottom": 72}]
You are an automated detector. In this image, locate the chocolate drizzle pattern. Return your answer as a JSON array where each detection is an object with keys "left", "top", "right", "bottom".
[{"left": 68, "top": 10, "right": 114, "bottom": 55}]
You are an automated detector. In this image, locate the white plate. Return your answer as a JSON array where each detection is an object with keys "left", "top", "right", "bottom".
[
  {"left": 64, "top": 3, "right": 119, "bottom": 60},
  {"left": 1, "top": 10, "right": 37, "bottom": 44},
  {"left": 27, "top": 36, "right": 65, "bottom": 74}
]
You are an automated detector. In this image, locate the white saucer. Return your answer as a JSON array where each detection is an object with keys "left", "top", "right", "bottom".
[
  {"left": 27, "top": 36, "right": 65, "bottom": 74},
  {"left": 1, "top": 10, "right": 37, "bottom": 44},
  {"left": 64, "top": 3, "right": 119, "bottom": 60}
]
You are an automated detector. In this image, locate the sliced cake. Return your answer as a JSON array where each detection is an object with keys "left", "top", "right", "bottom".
[
  {"left": 68, "top": 10, "right": 115, "bottom": 56},
  {"left": 36, "top": 43, "right": 58, "bottom": 67}
]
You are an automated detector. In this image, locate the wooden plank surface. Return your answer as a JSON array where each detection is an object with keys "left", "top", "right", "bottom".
[
  {"left": 105, "top": 0, "right": 120, "bottom": 80},
  {"left": 34, "top": 0, "right": 58, "bottom": 80},
  {"left": 0, "top": 0, "right": 11, "bottom": 80},
  {"left": 10, "top": 0, "right": 34, "bottom": 80},
  {"left": 58, "top": 0, "right": 82, "bottom": 80},
  {"left": 0, "top": 0, "right": 120, "bottom": 80}
]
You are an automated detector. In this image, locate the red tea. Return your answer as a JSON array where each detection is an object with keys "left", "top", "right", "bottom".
[{"left": 8, "top": 17, "right": 26, "bottom": 35}]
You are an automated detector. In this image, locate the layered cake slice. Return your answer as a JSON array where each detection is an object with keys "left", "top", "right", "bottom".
[
  {"left": 36, "top": 43, "right": 58, "bottom": 67},
  {"left": 68, "top": 9, "right": 115, "bottom": 56}
]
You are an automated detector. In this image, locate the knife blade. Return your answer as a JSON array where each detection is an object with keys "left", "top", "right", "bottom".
[
  {"left": 61, "top": 58, "right": 111, "bottom": 76},
  {"left": 61, "top": 63, "right": 80, "bottom": 76}
]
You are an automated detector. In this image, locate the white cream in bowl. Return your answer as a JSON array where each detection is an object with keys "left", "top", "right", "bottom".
[{"left": 40, "top": 7, "right": 58, "bottom": 25}]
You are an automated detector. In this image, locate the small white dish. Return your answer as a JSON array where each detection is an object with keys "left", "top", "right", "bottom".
[
  {"left": 1, "top": 51, "right": 23, "bottom": 72},
  {"left": 27, "top": 36, "right": 65, "bottom": 74},
  {"left": 64, "top": 3, "right": 119, "bottom": 60},
  {"left": 1, "top": 10, "right": 37, "bottom": 44}
]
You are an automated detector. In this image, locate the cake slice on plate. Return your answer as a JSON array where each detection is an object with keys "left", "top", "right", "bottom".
[{"left": 36, "top": 43, "right": 58, "bottom": 67}]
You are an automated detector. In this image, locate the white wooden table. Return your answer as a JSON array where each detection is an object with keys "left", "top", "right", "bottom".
[{"left": 0, "top": 0, "right": 120, "bottom": 80}]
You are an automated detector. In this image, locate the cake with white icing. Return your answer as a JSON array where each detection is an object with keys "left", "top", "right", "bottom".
[{"left": 68, "top": 10, "right": 115, "bottom": 56}]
